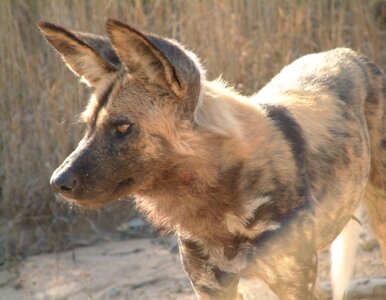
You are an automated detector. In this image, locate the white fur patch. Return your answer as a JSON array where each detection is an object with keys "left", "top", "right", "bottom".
[
  {"left": 224, "top": 196, "right": 280, "bottom": 239},
  {"left": 193, "top": 79, "right": 251, "bottom": 136},
  {"left": 80, "top": 74, "right": 118, "bottom": 124}
]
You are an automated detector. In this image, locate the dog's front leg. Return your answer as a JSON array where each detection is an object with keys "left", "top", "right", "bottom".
[
  {"left": 257, "top": 250, "right": 319, "bottom": 300},
  {"left": 179, "top": 238, "right": 243, "bottom": 300},
  {"left": 251, "top": 213, "right": 319, "bottom": 300}
]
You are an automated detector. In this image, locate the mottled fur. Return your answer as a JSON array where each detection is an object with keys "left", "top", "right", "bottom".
[{"left": 39, "top": 19, "right": 386, "bottom": 300}]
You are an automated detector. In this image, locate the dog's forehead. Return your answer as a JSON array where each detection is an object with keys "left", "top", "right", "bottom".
[
  {"left": 106, "top": 75, "right": 158, "bottom": 117},
  {"left": 82, "top": 73, "right": 159, "bottom": 127}
]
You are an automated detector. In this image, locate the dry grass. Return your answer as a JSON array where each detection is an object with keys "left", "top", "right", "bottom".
[{"left": 0, "top": 0, "right": 385, "bottom": 265}]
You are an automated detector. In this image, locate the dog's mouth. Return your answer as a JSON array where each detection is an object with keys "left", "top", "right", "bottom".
[
  {"left": 61, "top": 177, "right": 134, "bottom": 209},
  {"left": 115, "top": 177, "right": 134, "bottom": 193}
]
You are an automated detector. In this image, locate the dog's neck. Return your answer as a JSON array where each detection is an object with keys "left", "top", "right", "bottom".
[{"left": 134, "top": 80, "right": 296, "bottom": 242}]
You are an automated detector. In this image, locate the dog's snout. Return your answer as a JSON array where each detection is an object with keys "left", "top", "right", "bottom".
[{"left": 50, "top": 169, "right": 77, "bottom": 194}]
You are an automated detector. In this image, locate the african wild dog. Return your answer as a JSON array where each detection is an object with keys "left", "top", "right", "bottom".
[{"left": 39, "top": 19, "right": 386, "bottom": 300}]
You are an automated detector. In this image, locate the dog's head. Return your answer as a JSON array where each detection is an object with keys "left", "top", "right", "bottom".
[{"left": 39, "top": 20, "right": 204, "bottom": 208}]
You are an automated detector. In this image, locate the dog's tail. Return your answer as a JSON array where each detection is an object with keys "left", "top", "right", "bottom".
[{"left": 330, "top": 212, "right": 361, "bottom": 300}]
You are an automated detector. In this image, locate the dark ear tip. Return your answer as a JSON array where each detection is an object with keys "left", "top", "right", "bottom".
[
  {"left": 38, "top": 21, "right": 53, "bottom": 29},
  {"left": 37, "top": 21, "right": 49, "bottom": 31},
  {"left": 106, "top": 19, "right": 136, "bottom": 33},
  {"left": 106, "top": 19, "right": 144, "bottom": 40},
  {"left": 106, "top": 19, "right": 124, "bottom": 27},
  {"left": 37, "top": 21, "right": 63, "bottom": 33},
  {"left": 106, "top": 19, "right": 123, "bottom": 30}
]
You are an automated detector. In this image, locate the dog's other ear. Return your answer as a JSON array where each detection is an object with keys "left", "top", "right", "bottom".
[
  {"left": 106, "top": 19, "right": 202, "bottom": 114},
  {"left": 106, "top": 19, "right": 184, "bottom": 97},
  {"left": 38, "top": 21, "right": 119, "bottom": 87},
  {"left": 106, "top": 19, "right": 203, "bottom": 114}
]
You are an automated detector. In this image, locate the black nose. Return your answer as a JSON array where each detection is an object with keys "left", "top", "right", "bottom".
[{"left": 50, "top": 169, "right": 77, "bottom": 194}]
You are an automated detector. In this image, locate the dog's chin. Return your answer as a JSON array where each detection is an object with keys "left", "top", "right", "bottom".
[
  {"left": 61, "top": 195, "right": 118, "bottom": 209},
  {"left": 60, "top": 178, "right": 135, "bottom": 209}
]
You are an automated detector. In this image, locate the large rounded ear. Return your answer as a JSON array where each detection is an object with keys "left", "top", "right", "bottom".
[
  {"left": 106, "top": 19, "right": 202, "bottom": 115},
  {"left": 38, "top": 21, "right": 119, "bottom": 87}
]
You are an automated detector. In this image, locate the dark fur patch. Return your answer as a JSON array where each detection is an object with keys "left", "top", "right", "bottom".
[
  {"left": 217, "top": 161, "right": 243, "bottom": 200},
  {"left": 261, "top": 105, "right": 307, "bottom": 178},
  {"left": 180, "top": 238, "right": 209, "bottom": 261},
  {"left": 75, "top": 32, "right": 120, "bottom": 68},
  {"left": 368, "top": 61, "right": 384, "bottom": 77},
  {"left": 99, "top": 82, "right": 115, "bottom": 108},
  {"left": 261, "top": 104, "right": 310, "bottom": 201},
  {"left": 303, "top": 72, "right": 355, "bottom": 104},
  {"left": 367, "top": 85, "right": 381, "bottom": 104},
  {"left": 89, "top": 81, "right": 116, "bottom": 128},
  {"left": 212, "top": 267, "right": 238, "bottom": 287},
  {"left": 382, "top": 139, "right": 386, "bottom": 149},
  {"left": 242, "top": 168, "right": 262, "bottom": 194},
  {"left": 243, "top": 105, "right": 313, "bottom": 237},
  {"left": 223, "top": 236, "right": 248, "bottom": 260},
  {"left": 198, "top": 285, "right": 219, "bottom": 296},
  {"left": 383, "top": 80, "right": 386, "bottom": 97}
]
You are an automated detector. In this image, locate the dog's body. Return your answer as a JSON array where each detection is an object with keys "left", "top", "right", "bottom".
[{"left": 39, "top": 20, "right": 386, "bottom": 300}]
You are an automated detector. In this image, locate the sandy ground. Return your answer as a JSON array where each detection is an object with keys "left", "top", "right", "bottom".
[{"left": 0, "top": 228, "right": 385, "bottom": 300}]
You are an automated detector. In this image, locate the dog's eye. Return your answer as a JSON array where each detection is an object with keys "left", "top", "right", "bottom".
[{"left": 115, "top": 124, "right": 131, "bottom": 134}]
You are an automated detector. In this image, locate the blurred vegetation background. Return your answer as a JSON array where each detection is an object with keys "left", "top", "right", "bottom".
[{"left": 0, "top": 0, "right": 385, "bottom": 271}]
